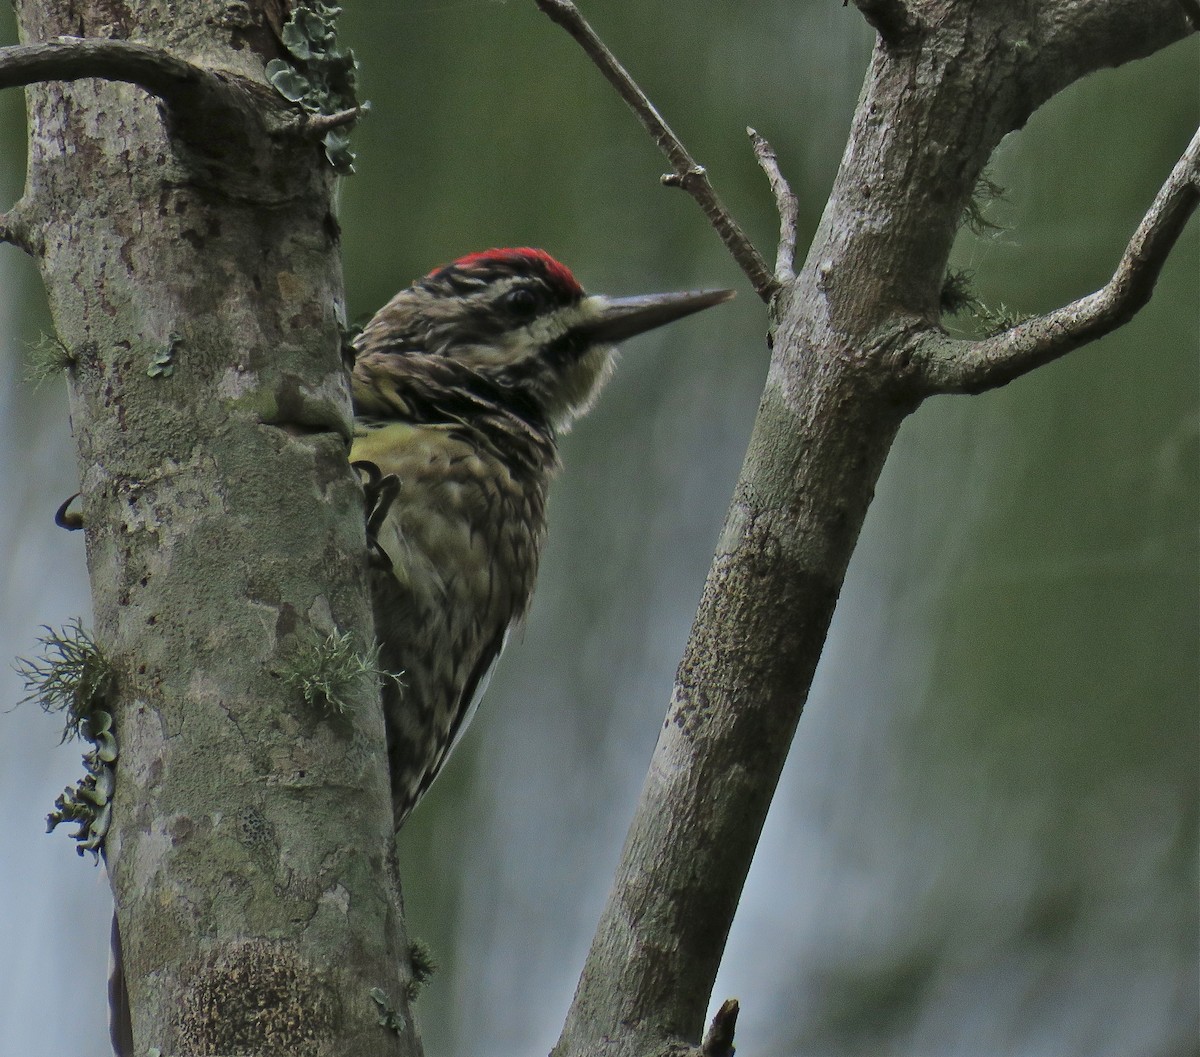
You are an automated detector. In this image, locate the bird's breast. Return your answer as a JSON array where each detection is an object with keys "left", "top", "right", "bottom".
[{"left": 350, "top": 420, "right": 547, "bottom": 617}]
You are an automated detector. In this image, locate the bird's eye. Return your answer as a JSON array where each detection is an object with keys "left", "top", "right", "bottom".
[{"left": 501, "top": 288, "right": 539, "bottom": 317}]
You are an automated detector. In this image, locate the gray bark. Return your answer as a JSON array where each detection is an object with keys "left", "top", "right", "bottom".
[
  {"left": 553, "top": 2, "right": 1197, "bottom": 1054},
  {"left": 4, "top": 2, "right": 418, "bottom": 1055}
]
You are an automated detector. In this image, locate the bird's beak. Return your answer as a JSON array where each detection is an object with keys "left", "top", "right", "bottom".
[{"left": 581, "top": 288, "right": 736, "bottom": 345}]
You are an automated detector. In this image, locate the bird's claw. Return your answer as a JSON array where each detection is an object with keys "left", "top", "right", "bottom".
[
  {"left": 55, "top": 493, "right": 84, "bottom": 531},
  {"left": 353, "top": 460, "right": 401, "bottom": 570}
]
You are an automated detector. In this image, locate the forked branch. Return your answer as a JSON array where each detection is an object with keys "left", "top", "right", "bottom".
[
  {"left": 914, "top": 126, "right": 1200, "bottom": 395},
  {"left": 0, "top": 40, "right": 240, "bottom": 252},
  {"left": 532, "top": 0, "right": 778, "bottom": 301},
  {"left": 748, "top": 128, "right": 798, "bottom": 285},
  {"left": 0, "top": 36, "right": 278, "bottom": 188}
]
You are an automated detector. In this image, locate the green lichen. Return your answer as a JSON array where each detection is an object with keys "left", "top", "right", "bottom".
[
  {"left": 369, "top": 987, "right": 406, "bottom": 1035},
  {"left": 14, "top": 619, "right": 118, "bottom": 858},
  {"left": 147, "top": 333, "right": 181, "bottom": 378},
  {"left": 282, "top": 628, "right": 399, "bottom": 716},
  {"left": 265, "top": 2, "right": 365, "bottom": 172}
]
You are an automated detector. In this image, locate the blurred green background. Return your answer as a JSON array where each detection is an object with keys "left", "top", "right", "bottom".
[{"left": 1, "top": 4, "right": 1195, "bottom": 1055}]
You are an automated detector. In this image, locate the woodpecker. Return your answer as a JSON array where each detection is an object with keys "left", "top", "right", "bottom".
[{"left": 349, "top": 248, "right": 734, "bottom": 828}]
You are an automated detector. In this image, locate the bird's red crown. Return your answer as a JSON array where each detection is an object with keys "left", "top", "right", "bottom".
[{"left": 431, "top": 247, "right": 585, "bottom": 299}]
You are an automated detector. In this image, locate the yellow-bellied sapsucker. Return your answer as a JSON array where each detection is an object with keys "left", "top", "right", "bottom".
[{"left": 349, "top": 248, "right": 733, "bottom": 827}]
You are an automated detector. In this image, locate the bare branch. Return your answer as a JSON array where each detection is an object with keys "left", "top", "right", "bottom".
[
  {"left": 0, "top": 206, "right": 36, "bottom": 256},
  {"left": 748, "top": 128, "right": 798, "bottom": 284},
  {"left": 914, "top": 126, "right": 1200, "bottom": 395},
  {"left": 700, "top": 999, "right": 739, "bottom": 1057},
  {"left": 0, "top": 37, "right": 216, "bottom": 104},
  {"left": 0, "top": 37, "right": 333, "bottom": 200},
  {"left": 532, "top": 0, "right": 777, "bottom": 301}
]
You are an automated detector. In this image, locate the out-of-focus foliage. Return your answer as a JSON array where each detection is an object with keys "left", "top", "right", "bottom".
[{"left": 1, "top": 4, "right": 1195, "bottom": 1056}]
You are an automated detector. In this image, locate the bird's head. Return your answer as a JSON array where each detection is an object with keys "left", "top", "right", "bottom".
[{"left": 353, "top": 248, "right": 734, "bottom": 433}]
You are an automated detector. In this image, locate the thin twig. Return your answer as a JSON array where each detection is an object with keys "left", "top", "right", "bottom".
[
  {"left": 532, "top": 0, "right": 777, "bottom": 301},
  {"left": 748, "top": 128, "right": 798, "bottom": 284},
  {"left": 295, "top": 105, "right": 367, "bottom": 137},
  {"left": 700, "top": 998, "right": 739, "bottom": 1057},
  {"left": 0, "top": 211, "right": 21, "bottom": 250},
  {"left": 914, "top": 125, "right": 1200, "bottom": 395}
]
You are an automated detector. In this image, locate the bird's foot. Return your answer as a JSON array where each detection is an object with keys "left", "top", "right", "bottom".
[{"left": 353, "top": 460, "right": 401, "bottom": 570}]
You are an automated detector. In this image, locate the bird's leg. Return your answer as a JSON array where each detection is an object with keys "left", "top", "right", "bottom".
[{"left": 353, "top": 460, "right": 401, "bottom": 570}]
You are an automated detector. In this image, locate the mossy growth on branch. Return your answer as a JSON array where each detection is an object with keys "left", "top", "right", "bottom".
[
  {"left": 23, "top": 332, "right": 75, "bottom": 388},
  {"left": 961, "top": 169, "right": 1007, "bottom": 236},
  {"left": 282, "top": 628, "right": 399, "bottom": 717},
  {"left": 941, "top": 171, "right": 1030, "bottom": 335},
  {"left": 972, "top": 298, "right": 1031, "bottom": 336},
  {"left": 405, "top": 938, "right": 437, "bottom": 1002},
  {"left": 940, "top": 268, "right": 1031, "bottom": 337},
  {"left": 939, "top": 268, "right": 977, "bottom": 316},
  {"left": 13, "top": 619, "right": 118, "bottom": 858}
]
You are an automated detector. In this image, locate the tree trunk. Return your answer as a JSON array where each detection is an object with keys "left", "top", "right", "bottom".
[{"left": 7, "top": 2, "right": 419, "bottom": 1053}]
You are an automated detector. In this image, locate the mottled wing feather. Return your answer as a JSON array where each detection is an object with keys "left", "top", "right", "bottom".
[
  {"left": 351, "top": 413, "right": 547, "bottom": 829},
  {"left": 402, "top": 621, "right": 513, "bottom": 819}
]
